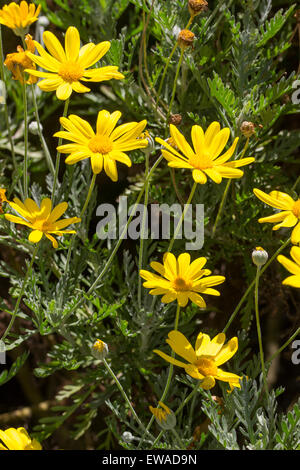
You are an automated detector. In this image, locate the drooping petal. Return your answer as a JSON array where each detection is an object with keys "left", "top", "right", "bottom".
[{"left": 166, "top": 330, "right": 197, "bottom": 363}]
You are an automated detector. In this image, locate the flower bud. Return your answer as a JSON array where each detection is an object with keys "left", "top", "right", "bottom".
[
  {"left": 252, "top": 247, "right": 268, "bottom": 267},
  {"left": 37, "top": 15, "right": 50, "bottom": 28},
  {"left": 188, "top": 0, "right": 208, "bottom": 17},
  {"left": 149, "top": 401, "right": 176, "bottom": 430},
  {"left": 29, "top": 121, "right": 41, "bottom": 135},
  {"left": 177, "top": 29, "right": 195, "bottom": 49},
  {"left": 91, "top": 339, "right": 109, "bottom": 360},
  {"left": 139, "top": 130, "right": 155, "bottom": 155},
  {"left": 121, "top": 431, "right": 134, "bottom": 443},
  {"left": 240, "top": 121, "right": 255, "bottom": 138}
]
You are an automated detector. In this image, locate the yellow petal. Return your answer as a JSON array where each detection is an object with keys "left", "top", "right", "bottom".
[{"left": 166, "top": 330, "right": 197, "bottom": 363}]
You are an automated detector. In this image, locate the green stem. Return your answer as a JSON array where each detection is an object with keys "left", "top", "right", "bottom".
[
  {"left": 80, "top": 172, "right": 96, "bottom": 219},
  {"left": 138, "top": 304, "right": 181, "bottom": 449},
  {"left": 22, "top": 80, "right": 28, "bottom": 199},
  {"left": 103, "top": 358, "right": 153, "bottom": 439},
  {"left": 1, "top": 243, "right": 39, "bottom": 342},
  {"left": 223, "top": 237, "right": 291, "bottom": 333},
  {"left": 266, "top": 327, "right": 300, "bottom": 365},
  {"left": 166, "top": 48, "right": 184, "bottom": 122},
  {"left": 30, "top": 84, "right": 55, "bottom": 177},
  {"left": 138, "top": 153, "right": 150, "bottom": 309},
  {"left": 171, "top": 428, "right": 185, "bottom": 449},
  {"left": 254, "top": 265, "right": 269, "bottom": 396},
  {"left": 292, "top": 175, "right": 300, "bottom": 192},
  {"left": 52, "top": 98, "right": 70, "bottom": 203},
  {"left": 59, "top": 154, "right": 164, "bottom": 327},
  {"left": 168, "top": 182, "right": 197, "bottom": 252},
  {"left": 0, "top": 26, "right": 23, "bottom": 198},
  {"left": 212, "top": 137, "right": 249, "bottom": 237}
]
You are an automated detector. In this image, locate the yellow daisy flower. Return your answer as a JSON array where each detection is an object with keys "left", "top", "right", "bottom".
[
  {"left": 155, "top": 122, "right": 254, "bottom": 184},
  {"left": 154, "top": 330, "right": 241, "bottom": 390},
  {"left": 0, "top": 427, "right": 42, "bottom": 450},
  {"left": 54, "top": 110, "right": 148, "bottom": 181},
  {"left": 277, "top": 246, "right": 300, "bottom": 288},
  {"left": 4, "top": 34, "right": 38, "bottom": 84},
  {"left": 253, "top": 188, "right": 300, "bottom": 245},
  {"left": 5, "top": 196, "right": 81, "bottom": 248},
  {"left": 140, "top": 252, "right": 225, "bottom": 307},
  {"left": 0, "top": 1, "right": 41, "bottom": 37},
  {"left": 25, "top": 26, "right": 124, "bottom": 100}
]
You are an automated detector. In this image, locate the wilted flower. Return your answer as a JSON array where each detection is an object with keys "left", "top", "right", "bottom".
[
  {"left": 177, "top": 29, "right": 195, "bottom": 49},
  {"left": 240, "top": 121, "right": 255, "bottom": 138},
  {"left": 4, "top": 34, "right": 38, "bottom": 84},
  {"left": 188, "top": 0, "right": 208, "bottom": 17},
  {"left": 149, "top": 402, "right": 176, "bottom": 430},
  {"left": 91, "top": 339, "right": 109, "bottom": 360}
]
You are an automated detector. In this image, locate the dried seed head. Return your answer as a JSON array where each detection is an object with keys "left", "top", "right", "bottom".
[
  {"left": 177, "top": 29, "right": 195, "bottom": 49},
  {"left": 240, "top": 121, "right": 256, "bottom": 138},
  {"left": 188, "top": 0, "right": 208, "bottom": 17},
  {"left": 252, "top": 247, "right": 268, "bottom": 267},
  {"left": 168, "top": 114, "right": 182, "bottom": 126}
]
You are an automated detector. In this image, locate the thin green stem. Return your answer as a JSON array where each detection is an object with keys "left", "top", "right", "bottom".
[
  {"left": 212, "top": 137, "right": 249, "bottom": 237},
  {"left": 59, "top": 155, "right": 164, "bottom": 327},
  {"left": 166, "top": 48, "right": 184, "bottom": 122},
  {"left": 152, "top": 382, "right": 201, "bottom": 448},
  {"left": 292, "top": 175, "right": 300, "bottom": 192},
  {"left": 171, "top": 428, "right": 185, "bottom": 449},
  {"left": 0, "top": 26, "right": 23, "bottom": 198},
  {"left": 52, "top": 98, "right": 70, "bottom": 203},
  {"left": 103, "top": 358, "right": 153, "bottom": 439},
  {"left": 254, "top": 265, "right": 269, "bottom": 396},
  {"left": 22, "top": 80, "right": 28, "bottom": 199},
  {"left": 266, "top": 327, "right": 300, "bottom": 366},
  {"left": 223, "top": 237, "right": 291, "bottom": 333},
  {"left": 168, "top": 181, "right": 197, "bottom": 252},
  {"left": 138, "top": 153, "right": 150, "bottom": 309},
  {"left": 80, "top": 172, "right": 96, "bottom": 219},
  {"left": 1, "top": 243, "right": 39, "bottom": 342},
  {"left": 138, "top": 304, "right": 181, "bottom": 449},
  {"left": 30, "top": 84, "right": 55, "bottom": 177}
]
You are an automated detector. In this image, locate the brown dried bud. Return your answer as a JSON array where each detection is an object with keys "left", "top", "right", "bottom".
[
  {"left": 168, "top": 114, "right": 182, "bottom": 126},
  {"left": 177, "top": 29, "right": 195, "bottom": 49},
  {"left": 188, "top": 0, "right": 208, "bottom": 17},
  {"left": 240, "top": 121, "right": 255, "bottom": 138}
]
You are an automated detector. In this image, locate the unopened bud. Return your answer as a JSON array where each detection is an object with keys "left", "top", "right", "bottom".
[
  {"left": 139, "top": 130, "right": 155, "bottom": 155},
  {"left": 91, "top": 339, "right": 109, "bottom": 360},
  {"left": 149, "top": 401, "right": 176, "bottom": 430},
  {"left": 188, "top": 0, "right": 208, "bottom": 17},
  {"left": 37, "top": 16, "right": 50, "bottom": 27},
  {"left": 177, "top": 29, "right": 195, "bottom": 49},
  {"left": 121, "top": 431, "right": 134, "bottom": 443},
  {"left": 29, "top": 121, "right": 41, "bottom": 135},
  {"left": 252, "top": 247, "right": 268, "bottom": 267},
  {"left": 240, "top": 121, "right": 255, "bottom": 138}
]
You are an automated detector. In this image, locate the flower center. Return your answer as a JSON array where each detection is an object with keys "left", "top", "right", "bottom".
[
  {"left": 88, "top": 135, "right": 113, "bottom": 154},
  {"left": 196, "top": 357, "right": 218, "bottom": 376},
  {"left": 173, "top": 277, "right": 191, "bottom": 291},
  {"left": 33, "top": 219, "right": 52, "bottom": 232},
  {"left": 189, "top": 152, "right": 213, "bottom": 170},
  {"left": 58, "top": 62, "right": 84, "bottom": 83},
  {"left": 292, "top": 200, "right": 300, "bottom": 218}
]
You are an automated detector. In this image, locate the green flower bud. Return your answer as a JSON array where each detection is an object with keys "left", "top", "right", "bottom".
[
  {"left": 91, "top": 339, "right": 109, "bottom": 360},
  {"left": 252, "top": 246, "right": 268, "bottom": 267},
  {"left": 149, "top": 401, "right": 176, "bottom": 430}
]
